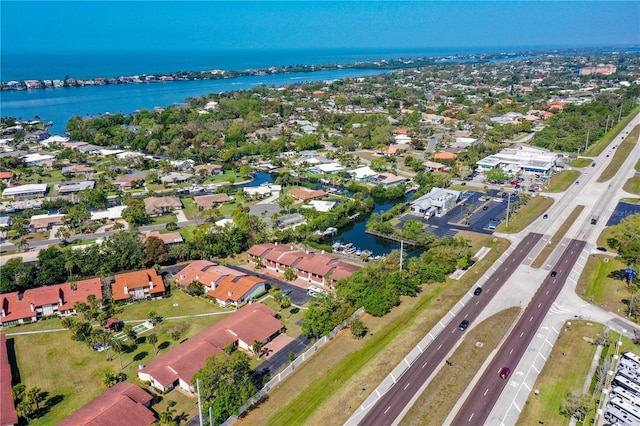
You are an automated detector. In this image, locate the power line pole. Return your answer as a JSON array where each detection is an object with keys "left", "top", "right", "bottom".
[
  {"left": 197, "top": 378, "right": 204, "bottom": 426},
  {"left": 585, "top": 129, "right": 590, "bottom": 152},
  {"left": 399, "top": 240, "right": 404, "bottom": 271}
]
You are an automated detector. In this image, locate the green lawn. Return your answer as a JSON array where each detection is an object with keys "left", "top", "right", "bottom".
[
  {"left": 584, "top": 105, "right": 640, "bottom": 156},
  {"left": 259, "top": 236, "right": 511, "bottom": 426},
  {"left": 181, "top": 197, "right": 199, "bottom": 220},
  {"left": 517, "top": 321, "right": 605, "bottom": 425},
  {"left": 546, "top": 170, "right": 580, "bottom": 192},
  {"left": 15, "top": 169, "right": 66, "bottom": 184},
  {"left": 623, "top": 176, "right": 640, "bottom": 195},
  {"left": 496, "top": 196, "right": 554, "bottom": 234},
  {"left": 531, "top": 205, "right": 585, "bottom": 268},
  {"left": 597, "top": 124, "right": 638, "bottom": 183},
  {"left": 577, "top": 254, "right": 635, "bottom": 316},
  {"left": 568, "top": 158, "right": 593, "bottom": 167},
  {"left": 114, "top": 289, "right": 226, "bottom": 321},
  {"left": 151, "top": 214, "right": 178, "bottom": 225},
  {"left": 6, "top": 291, "right": 232, "bottom": 425}
]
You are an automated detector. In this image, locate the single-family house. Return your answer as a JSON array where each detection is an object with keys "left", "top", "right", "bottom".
[
  {"left": 58, "top": 181, "right": 95, "bottom": 194},
  {"left": 144, "top": 231, "right": 184, "bottom": 246},
  {"left": 57, "top": 382, "right": 155, "bottom": 426},
  {"left": 289, "top": 187, "right": 327, "bottom": 201},
  {"left": 424, "top": 161, "right": 448, "bottom": 172},
  {"left": 349, "top": 166, "right": 379, "bottom": 181},
  {"left": 143, "top": 196, "right": 182, "bottom": 216},
  {"left": 369, "top": 173, "right": 408, "bottom": 186},
  {"left": 22, "top": 153, "right": 55, "bottom": 167},
  {"left": 114, "top": 176, "right": 145, "bottom": 190},
  {"left": 161, "top": 172, "right": 193, "bottom": 185},
  {"left": 1, "top": 278, "right": 103, "bottom": 327},
  {"left": 138, "top": 303, "right": 283, "bottom": 393},
  {"left": 0, "top": 171, "right": 12, "bottom": 183},
  {"left": 29, "top": 213, "right": 66, "bottom": 232},
  {"left": 2, "top": 183, "right": 47, "bottom": 200},
  {"left": 193, "top": 194, "right": 232, "bottom": 209},
  {"left": 62, "top": 164, "right": 96, "bottom": 176},
  {"left": 111, "top": 269, "right": 165, "bottom": 302},
  {"left": 194, "top": 164, "right": 224, "bottom": 175}
]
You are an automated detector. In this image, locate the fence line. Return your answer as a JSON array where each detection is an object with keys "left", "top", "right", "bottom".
[{"left": 221, "top": 307, "right": 365, "bottom": 426}]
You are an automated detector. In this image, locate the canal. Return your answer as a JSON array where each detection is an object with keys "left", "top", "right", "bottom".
[{"left": 243, "top": 171, "right": 421, "bottom": 258}]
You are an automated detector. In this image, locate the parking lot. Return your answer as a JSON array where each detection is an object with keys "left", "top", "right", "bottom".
[{"left": 399, "top": 189, "right": 519, "bottom": 237}]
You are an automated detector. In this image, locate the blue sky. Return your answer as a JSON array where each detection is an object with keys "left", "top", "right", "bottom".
[{"left": 2, "top": 1, "right": 639, "bottom": 54}]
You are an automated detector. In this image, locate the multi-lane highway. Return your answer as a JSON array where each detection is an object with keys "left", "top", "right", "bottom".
[
  {"left": 358, "top": 233, "right": 543, "bottom": 426},
  {"left": 451, "top": 238, "right": 586, "bottom": 425}
]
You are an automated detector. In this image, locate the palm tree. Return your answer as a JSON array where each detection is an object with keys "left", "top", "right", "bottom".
[
  {"left": 147, "top": 333, "right": 159, "bottom": 356},
  {"left": 111, "top": 339, "right": 124, "bottom": 371}
]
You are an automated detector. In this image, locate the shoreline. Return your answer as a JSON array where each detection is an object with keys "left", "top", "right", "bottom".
[{"left": 3, "top": 45, "right": 636, "bottom": 92}]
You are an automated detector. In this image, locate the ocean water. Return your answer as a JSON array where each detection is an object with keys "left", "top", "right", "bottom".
[
  {"left": 1, "top": 68, "right": 395, "bottom": 135},
  {"left": 1, "top": 47, "right": 491, "bottom": 82}
]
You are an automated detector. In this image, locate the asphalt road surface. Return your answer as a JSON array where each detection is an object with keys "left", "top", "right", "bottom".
[
  {"left": 358, "top": 232, "right": 543, "bottom": 426},
  {"left": 451, "top": 238, "right": 586, "bottom": 425}
]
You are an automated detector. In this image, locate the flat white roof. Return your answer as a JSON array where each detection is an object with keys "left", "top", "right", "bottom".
[
  {"left": 90, "top": 205, "right": 126, "bottom": 221},
  {"left": 2, "top": 183, "right": 47, "bottom": 196}
]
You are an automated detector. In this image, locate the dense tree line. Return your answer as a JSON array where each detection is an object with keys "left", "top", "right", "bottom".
[{"left": 532, "top": 86, "right": 640, "bottom": 152}]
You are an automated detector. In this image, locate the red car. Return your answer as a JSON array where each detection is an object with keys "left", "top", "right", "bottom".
[{"left": 499, "top": 367, "right": 511, "bottom": 379}]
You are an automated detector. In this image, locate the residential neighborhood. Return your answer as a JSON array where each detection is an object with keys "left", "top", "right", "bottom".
[{"left": 1, "top": 49, "right": 640, "bottom": 425}]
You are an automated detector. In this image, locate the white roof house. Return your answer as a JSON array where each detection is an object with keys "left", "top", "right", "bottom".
[
  {"left": 2, "top": 184, "right": 47, "bottom": 200},
  {"left": 58, "top": 181, "right": 95, "bottom": 193},
  {"left": 90, "top": 206, "right": 126, "bottom": 221},
  {"left": 314, "top": 162, "right": 345, "bottom": 174},
  {"left": 349, "top": 166, "right": 379, "bottom": 181},
  {"left": 302, "top": 200, "right": 338, "bottom": 212},
  {"left": 22, "top": 153, "right": 55, "bottom": 166},
  {"left": 243, "top": 184, "right": 281, "bottom": 197}
]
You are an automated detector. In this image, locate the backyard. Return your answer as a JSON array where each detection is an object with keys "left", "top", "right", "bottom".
[{"left": 4, "top": 289, "right": 232, "bottom": 425}]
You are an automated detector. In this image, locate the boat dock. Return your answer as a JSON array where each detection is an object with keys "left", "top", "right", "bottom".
[{"left": 364, "top": 230, "right": 417, "bottom": 246}]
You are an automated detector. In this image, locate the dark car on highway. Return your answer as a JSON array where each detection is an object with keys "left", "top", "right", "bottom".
[
  {"left": 499, "top": 367, "right": 511, "bottom": 379},
  {"left": 550, "top": 271, "right": 557, "bottom": 277},
  {"left": 458, "top": 319, "right": 470, "bottom": 331},
  {"left": 474, "top": 287, "right": 482, "bottom": 296}
]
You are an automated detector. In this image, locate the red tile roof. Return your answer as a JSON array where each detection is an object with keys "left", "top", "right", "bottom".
[
  {"left": 288, "top": 187, "right": 327, "bottom": 201},
  {"left": 207, "top": 275, "right": 265, "bottom": 304},
  {"left": 1, "top": 278, "right": 102, "bottom": 325},
  {"left": 0, "top": 335, "right": 18, "bottom": 426},
  {"left": 0, "top": 171, "right": 12, "bottom": 180},
  {"left": 138, "top": 303, "right": 283, "bottom": 389},
  {"left": 296, "top": 254, "right": 339, "bottom": 276},
  {"left": 58, "top": 382, "right": 155, "bottom": 426},
  {"left": 246, "top": 243, "right": 276, "bottom": 258},
  {"left": 174, "top": 260, "right": 245, "bottom": 288},
  {"left": 112, "top": 269, "right": 165, "bottom": 302}
]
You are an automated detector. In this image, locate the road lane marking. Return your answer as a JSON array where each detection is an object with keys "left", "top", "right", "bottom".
[
  {"left": 468, "top": 413, "right": 474, "bottom": 422},
  {"left": 484, "top": 388, "right": 489, "bottom": 396},
  {"left": 437, "top": 344, "right": 443, "bottom": 350},
  {"left": 418, "top": 344, "right": 423, "bottom": 353},
  {"left": 384, "top": 406, "right": 391, "bottom": 414},
  {"left": 520, "top": 332, "right": 524, "bottom": 337},
  {"left": 422, "top": 362, "right": 428, "bottom": 368},
  {"left": 404, "top": 382, "right": 411, "bottom": 390}
]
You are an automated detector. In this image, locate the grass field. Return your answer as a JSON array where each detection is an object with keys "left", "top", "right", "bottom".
[
  {"left": 516, "top": 321, "right": 605, "bottom": 425},
  {"left": 584, "top": 106, "right": 640, "bottom": 157},
  {"left": 623, "top": 176, "right": 640, "bottom": 195},
  {"left": 568, "top": 158, "right": 593, "bottom": 167},
  {"left": 546, "top": 170, "right": 580, "bottom": 192},
  {"left": 576, "top": 254, "right": 634, "bottom": 315},
  {"left": 401, "top": 307, "right": 521, "bottom": 425},
  {"left": 151, "top": 214, "right": 178, "bottom": 225},
  {"left": 496, "top": 195, "right": 554, "bottom": 234},
  {"left": 597, "top": 124, "right": 638, "bottom": 183},
  {"left": 238, "top": 235, "right": 511, "bottom": 426},
  {"left": 4, "top": 289, "right": 232, "bottom": 425},
  {"left": 531, "top": 205, "right": 585, "bottom": 268}
]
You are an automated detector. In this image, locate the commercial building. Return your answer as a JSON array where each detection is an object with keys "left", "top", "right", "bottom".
[
  {"left": 476, "top": 145, "right": 557, "bottom": 175},
  {"left": 409, "top": 188, "right": 461, "bottom": 219}
]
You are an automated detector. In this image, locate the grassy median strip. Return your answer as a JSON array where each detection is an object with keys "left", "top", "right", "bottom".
[
  {"left": 597, "top": 124, "right": 639, "bottom": 183},
  {"left": 241, "top": 236, "right": 510, "bottom": 426},
  {"left": 585, "top": 106, "right": 640, "bottom": 157},
  {"left": 531, "top": 205, "right": 585, "bottom": 268},
  {"left": 401, "top": 307, "right": 521, "bottom": 426},
  {"left": 497, "top": 196, "right": 554, "bottom": 234},
  {"left": 547, "top": 170, "right": 581, "bottom": 192},
  {"left": 568, "top": 158, "right": 593, "bottom": 167}
]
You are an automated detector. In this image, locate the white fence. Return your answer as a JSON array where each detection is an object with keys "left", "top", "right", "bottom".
[{"left": 220, "top": 307, "right": 365, "bottom": 426}]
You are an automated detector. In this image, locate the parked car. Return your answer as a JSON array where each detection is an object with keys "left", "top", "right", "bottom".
[
  {"left": 596, "top": 246, "right": 607, "bottom": 252},
  {"left": 282, "top": 289, "right": 291, "bottom": 296}
]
